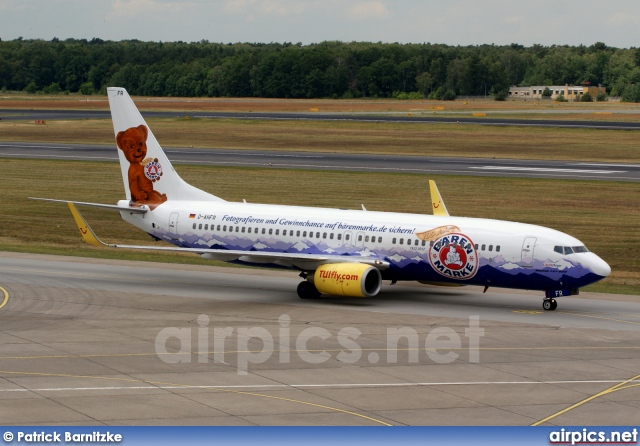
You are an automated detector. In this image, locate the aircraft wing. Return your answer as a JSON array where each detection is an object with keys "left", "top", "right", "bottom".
[
  {"left": 30, "top": 197, "right": 149, "bottom": 214},
  {"left": 67, "top": 202, "right": 390, "bottom": 270}
]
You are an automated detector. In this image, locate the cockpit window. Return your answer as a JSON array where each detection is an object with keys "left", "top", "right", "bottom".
[{"left": 555, "top": 245, "right": 589, "bottom": 255}]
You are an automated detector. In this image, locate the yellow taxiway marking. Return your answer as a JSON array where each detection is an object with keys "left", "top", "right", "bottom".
[
  {"left": 0, "top": 286, "right": 9, "bottom": 310},
  {"left": 2, "top": 345, "right": 640, "bottom": 361},
  {"left": 532, "top": 372, "right": 640, "bottom": 426},
  {"left": 0, "top": 369, "right": 392, "bottom": 426}
]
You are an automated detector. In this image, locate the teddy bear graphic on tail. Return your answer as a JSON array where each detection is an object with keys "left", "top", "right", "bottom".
[{"left": 116, "top": 124, "right": 168, "bottom": 210}]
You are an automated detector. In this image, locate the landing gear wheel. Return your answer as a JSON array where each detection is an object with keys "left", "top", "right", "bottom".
[
  {"left": 543, "top": 298, "right": 557, "bottom": 311},
  {"left": 297, "top": 281, "right": 321, "bottom": 299}
]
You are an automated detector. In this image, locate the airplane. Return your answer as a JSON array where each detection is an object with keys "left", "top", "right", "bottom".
[{"left": 32, "top": 87, "right": 611, "bottom": 311}]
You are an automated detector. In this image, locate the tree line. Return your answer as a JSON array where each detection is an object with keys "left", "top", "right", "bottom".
[{"left": 2, "top": 38, "right": 640, "bottom": 101}]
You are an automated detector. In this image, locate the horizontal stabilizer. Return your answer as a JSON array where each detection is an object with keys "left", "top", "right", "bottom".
[{"left": 30, "top": 197, "right": 148, "bottom": 214}]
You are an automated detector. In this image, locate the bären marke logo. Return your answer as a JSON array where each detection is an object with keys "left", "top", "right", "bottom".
[
  {"left": 428, "top": 232, "right": 478, "bottom": 280},
  {"left": 144, "top": 158, "right": 163, "bottom": 182}
]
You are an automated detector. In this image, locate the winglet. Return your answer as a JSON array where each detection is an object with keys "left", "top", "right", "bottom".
[
  {"left": 429, "top": 180, "right": 450, "bottom": 216},
  {"left": 67, "top": 202, "right": 106, "bottom": 247}
]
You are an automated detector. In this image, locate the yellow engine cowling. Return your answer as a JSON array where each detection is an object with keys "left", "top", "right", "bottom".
[{"left": 313, "top": 263, "right": 382, "bottom": 297}]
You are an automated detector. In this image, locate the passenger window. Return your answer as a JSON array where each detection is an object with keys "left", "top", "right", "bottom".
[
  {"left": 430, "top": 241, "right": 434, "bottom": 247},
  {"left": 474, "top": 244, "right": 478, "bottom": 250},
  {"left": 378, "top": 237, "right": 382, "bottom": 243},
  {"left": 421, "top": 240, "right": 426, "bottom": 246},
  {"left": 323, "top": 233, "right": 327, "bottom": 239},
  {"left": 481, "top": 244, "right": 486, "bottom": 251},
  {"left": 241, "top": 227, "right": 245, "bottom": 233},
  {"left": 192, "top": 223, "right": 196, "bottom": 229},
  {"left": 296, "top": 231, "right": 300, "bottom": 237},
  {"left": 358, "top": 235, "right": 363, "bottom": 242},
  {"left": 330, "top": 233, "right": 334, "bottom": 240},
  {"left": 262, "top": 228, "right": 266, "bottom": 234},
  {"left": 269, "top": 229, "right": 273, "bottom": 235},
  {"left": 235, "top": 226, "right": 239, "bottom": 232},
  {"left": 199, "top": 224, "right": 202, "bottom": 230},
  {"left": 316, "top": 232, "right": 320, "bottom": 238},
  {"left": 488, "top": 245, "right": 493, "bottom": 251},
  {"left": 217, "top": 225, "right": 221, "bottom": 231},
  {"left": 255, "top": 228, "right": 258, "bottom": 234},
  {"left": 345, "top": 234, "right": 350, "bottom": 240},
  {"left": 275, "top": 229, "right": 279, "bottom": 235},
  {"left": 337, "top": 234, "right": 342, "bottom": 240},
  {"left": 248, "top": 228, "right": 251, "bottom": 234},
  {"left": 309, "top": 232, "right": 313, "bottom": 238},
  {"left": 392, "top": 238, "right": 397, "bottom": 244},
  {"left": 415, "top": 240, "right": 419, "bottom": 246},
  {"left": 496, "top": 246, "right": 500, "bottom": 252}
]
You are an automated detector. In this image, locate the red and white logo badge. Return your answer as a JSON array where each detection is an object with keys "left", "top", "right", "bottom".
[
  {"left": 144, "top": 158, "right": 163, "bottom": 182},
  {"left": 428, "top": 233, "right": 478, "bottom": 280}
]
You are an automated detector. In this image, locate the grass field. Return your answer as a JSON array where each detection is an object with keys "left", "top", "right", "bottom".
[
  {"left": 2, "top": 158, "right": 638, "bottom": 295},
  {"left": 2, "top": 117, "right": 640, "bottom": 162}
]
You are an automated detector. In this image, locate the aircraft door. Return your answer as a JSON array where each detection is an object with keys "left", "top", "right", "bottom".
[
  {"left": 344, "top": 231, "right": 353, "bottom": 248},
  {"left": 521, "top": 237, "right": 536, "bottom": 265},
  {"left": 169, "top": 212, "right": 179, "bottom": 236},
  {"left": 355, "top": 232, "right": 365, "bottom": 248}
]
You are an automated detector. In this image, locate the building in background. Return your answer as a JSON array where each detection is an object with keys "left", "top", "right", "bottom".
[{"left": 509, "top": 83, "right": 606, "bottom": 100}]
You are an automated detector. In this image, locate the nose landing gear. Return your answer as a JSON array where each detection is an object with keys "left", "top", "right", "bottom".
[{"left": 542, "top": 298, "right": 558, "bottom": 311}]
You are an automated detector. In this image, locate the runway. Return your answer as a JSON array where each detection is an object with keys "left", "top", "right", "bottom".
[
  {"left": 1, "top": 142, "right": 639, "bottom": 181},
  {"left": 2, "top": 108, "right": 640, "bottom": 130},
  {"left": 1, "top": 251, "right": 639, "bottom": 425}
]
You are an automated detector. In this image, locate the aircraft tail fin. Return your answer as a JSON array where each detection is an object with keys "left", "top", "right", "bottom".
[
  {"left": 429, "top": 180, "right": 450, "bottom": 216},
  {"left": 107, "top": 87, "right": 224, "bottom": 207}
]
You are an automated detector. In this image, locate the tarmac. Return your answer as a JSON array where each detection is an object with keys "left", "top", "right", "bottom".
[{"left": 0, "top": 251, "right": 639, "bottom": 426}]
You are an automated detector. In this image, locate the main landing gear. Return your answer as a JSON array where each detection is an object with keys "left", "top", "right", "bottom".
[
  {"left": 296, "top": 272, "right": 321, "bottom": 299},
  {"left": 297, "top": 281, "right": 321, "bottom": 299},
  {"left": 542, "top": 298, "right": 558, "bottom": 311}
]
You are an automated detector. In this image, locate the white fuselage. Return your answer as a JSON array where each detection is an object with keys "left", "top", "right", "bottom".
[{"left": 119, "top": 199, "right": 611, "bottom": 292}]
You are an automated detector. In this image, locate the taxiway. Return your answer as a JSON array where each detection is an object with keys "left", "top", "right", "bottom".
[{"left": 1, "top": 252, "right": 638, "bottom": 426}]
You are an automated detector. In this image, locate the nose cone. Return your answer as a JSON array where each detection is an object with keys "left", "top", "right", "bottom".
[{"left": 589, "top": 253, "right": 611, "bottom": 278}]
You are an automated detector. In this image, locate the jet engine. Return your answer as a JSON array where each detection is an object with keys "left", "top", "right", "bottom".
[{"left": 312, "top": 263, "right": 382, "bottom": 297}]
